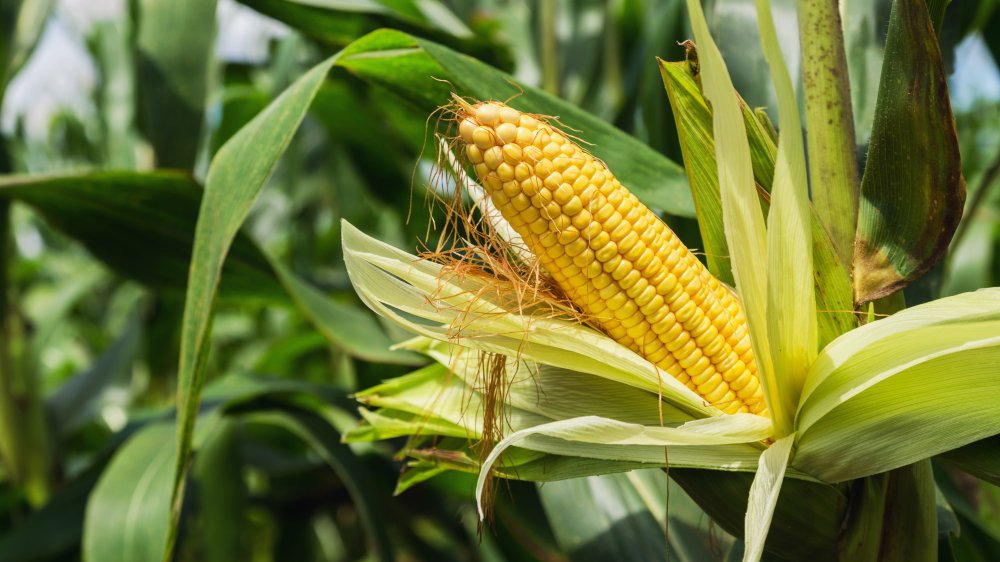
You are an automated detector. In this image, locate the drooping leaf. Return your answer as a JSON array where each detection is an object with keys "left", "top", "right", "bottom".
[
  {"left": 0, "top": 171, "right": 284, "bottom": 301},
  {"left": 167, "top": 53, "right": 340, "bottom": 560},
  {"left": 135, "top": 0, "right": 218, "bottom": 168},
  {"left": 853, "top": 0, "right": 966, "bottom": 304},
  {"left": 795, "top": 289, "right": 1000, "bottom": 483},
  {"left": 336, "top": 29, "right": 694, "bottom": 217}
]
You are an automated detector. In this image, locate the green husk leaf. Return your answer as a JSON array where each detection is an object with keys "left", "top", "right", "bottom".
[
  {"left": 742, "top": 435, "right": 794, "bottom": 562},
  {"left": 755, "top": 0, "right": 817, "bottom": 409},
  {"left": 795, "top": 289, "right": 1000, "bottom": 482},
  {"left": 657, "top": 57, "right": 855, "bottom": 349},
  {"left": 682, "top": 0, "right": 780, "bottom": 429},
  {"left": 853, "top": 0, "right": 965, "bottom": 303},
  {"left": 476, "top": 413, "right": 772, "bottom": 517},
  {"left": 657, "top": 56, "right": 776, "bottom": 286},
  {"left": 341, "top": 220, "right": 716, "bottom": 417}
]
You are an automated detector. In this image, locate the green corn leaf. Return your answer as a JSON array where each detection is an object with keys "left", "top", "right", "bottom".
[
  {"left": 336, "top": 28, "right": 694, "bottom": 217},
  {"left": 671, "top": 467, "right": 846, "bottom": 562},
  {"left": 537, "top": 470, "right": 735, "bottom": 562},
  {"left": 853, "top": 0, "right": 966, "bottom": 304},
  {"left": 167, "top": 53, "right": 340, "bottom": 561},
  {"left": 0, "top": 171, "right": 283, "bottom": 301},
  {"left": 795, "top": 289, "right": 1000, "bottom": 483},
  {"left": 191, "top": 421, "right": 246, "bottom": 562},
  {"left": 135, "top": 0, "right": 218, "bottom": 168},
  {"left": 246, "top": 409, "right": 395, "bottom": 562},
  {"left": 269, "top": 256, "right": 424, "bottom": 365}
]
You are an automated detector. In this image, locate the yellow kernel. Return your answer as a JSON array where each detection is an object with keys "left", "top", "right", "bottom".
[
  {"left": 502, "top": 180, "right": 520, "bottom": 198},
  {"left": 459, "top": 118, "right": 477, "bottom": 142},
  {"left": 473, "top": 126, "right": 493, "bottom": 150},
  {"left": 571, "top": 209, "right": 593, "bottom": 230},
  {"left": 500, "top": 106, "right": 520, "bottom": 123},
  {"left": 524, "top": 145, "right": 544, "bottom": 162},
  {"left": 502, "top": 143, "right": 522, "bottom": 165},
  {"left": 476, "top": 103, "right": 500, "bottom": 126},
  {"left": 484, "top": 146, "right": 503, "bottom": 169},
  {"left": 497, "top": 163, "right": 515, "bottom": 181},
  {"left": 595, "top": 241, "right": 618, "bottom": 262},
  {"left": 511, "top": 193, "right": 531, "bottom": 211},
  {"left": 563, "top": 197, "right": 583, "bottom": 216},
  {"left": 496, "top": 122, "right": 517, "bottom": 143},
  {"left": 466, "top": 144, "right": 484, "bottom": 164},
  {"left": 553, "top": 184, "right": 575, "bottom": 205}
]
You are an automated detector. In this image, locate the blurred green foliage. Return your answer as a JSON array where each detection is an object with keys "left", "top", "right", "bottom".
[{"left": 0, "top": 0, "right": 997, "bottom": 560}]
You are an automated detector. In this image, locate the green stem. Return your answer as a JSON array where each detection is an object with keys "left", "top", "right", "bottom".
[
  {"left": 796, "top": 0, "right": 860, "bottom": 269},
  {"left": 0, "top": 147, "right": 52, "bottom": 506}
]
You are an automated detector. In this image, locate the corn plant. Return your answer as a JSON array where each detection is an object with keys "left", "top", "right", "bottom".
[
  {"left": 339, "top": 1, "right": 997, "bottom": 560},
  {"left": 1, "top": 0, "right": 1000, "bottom": 561}
]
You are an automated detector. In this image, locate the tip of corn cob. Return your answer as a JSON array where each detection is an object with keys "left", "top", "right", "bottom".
[{"left": 443, "top": 97, "right": 768, "bottom": 417}]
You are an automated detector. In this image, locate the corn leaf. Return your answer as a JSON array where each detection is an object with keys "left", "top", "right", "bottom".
[
  {"left": 83, "top": 424, "right": 177, "bottom": 562},
  {"left": 412, "top": 339, "right": 691, "bottom": 425},
  {"left": 135, "top": 0, "right": 217, "bottom": 168},
  {"left": 742, "top": 434, "right": 793, "bottom": 562},
  {"left": 683, "top": 0, "right": 780, "bottom": 429},
  {"left": 671, "top": 467, "right": 845, "bottom": 562},
  {"left": 537, "top": 470, "right": 734, "bottom": 562},
  {"left": 245, "top": 410, "right": 395, "bottom": 562},
  {"left": 755, "top": 0, "right": 816, "bottom": 409},
  {"left": 0, "top": 171, "right": 284, "bottom": 302},
  {"left": 336, "top": 29, "right": 694, "bottom": 217},
  {"left": 853, "top": 0, "right": 965, "bottom": 304},
  {"left": 341, "top": 220, "right": 717, "bottom": 417},
  {"left": 167, "top": 53, "right": 340, "bottom": 561},
  {"left": 268, "top": 257, "right": 424, "bottom": 365},
  {"left": 795, "top": 289, "right": 1000, "bottom": 482}
]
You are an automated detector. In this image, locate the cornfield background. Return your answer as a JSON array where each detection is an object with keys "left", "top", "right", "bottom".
[{"left": 1, "top": 0, "right": 1000, "bottom": 560}]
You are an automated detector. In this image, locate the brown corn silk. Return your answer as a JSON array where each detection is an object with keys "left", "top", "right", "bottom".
[{"left": 448, "top": 97, "right": 767, "bottom": 416}]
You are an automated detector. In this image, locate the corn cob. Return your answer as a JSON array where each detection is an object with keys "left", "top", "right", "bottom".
[{"left": 452, "top": 97, "right": 767, "bottom": 416}]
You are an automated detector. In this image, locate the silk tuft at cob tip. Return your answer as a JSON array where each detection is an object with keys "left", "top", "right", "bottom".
[{"left": 445, "top": 95, "right": 768, "bottom": 416}]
